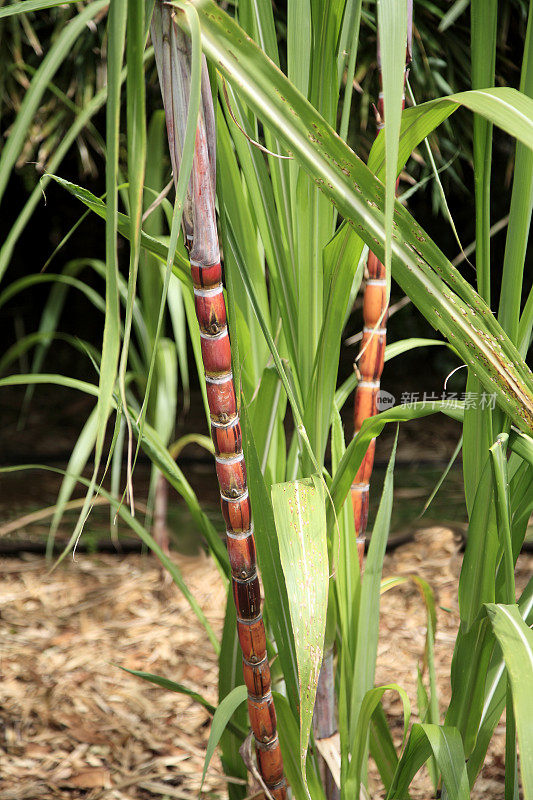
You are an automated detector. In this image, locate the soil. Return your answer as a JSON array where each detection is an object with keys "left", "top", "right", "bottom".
[{"left": 1, "top": 528, "right": 531, "bottom": 800}]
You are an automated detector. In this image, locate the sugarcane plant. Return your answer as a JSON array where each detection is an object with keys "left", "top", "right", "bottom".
[
  {"left": 351, "top": 7, "right": 412, "bottom": 567},
  {"left": 1, "top": 0, "right": 533, "bottom": 799},
  {"left": 151, "top": 5, "right": 288, "bottom": 795}
]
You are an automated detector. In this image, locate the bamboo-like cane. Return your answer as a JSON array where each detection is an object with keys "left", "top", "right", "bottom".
[
  {"left": 351, "top": 9, "right": 413, "bottom": 567},
  {"left": 151, "top": 7, "right": 287, "bottom": 797}
]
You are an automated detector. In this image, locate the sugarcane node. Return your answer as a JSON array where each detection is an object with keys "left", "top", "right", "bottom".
[
  {"left": 200, "top": 329, "right": 232, "bottom": 375},
  {"left": 237, "top": 615, "right": 266, "bottom": 663},
  {"left": 206, "top": 376, "right": 237, "bottom": 422},
  {"left": 354, "top": 383, "right": 379, "bottom": 429},
  {"left": 194, "top": 288, "right": 227, "bottom": 334},
  {"left": 212, "top": 418, "right": 243, "bottom": 456},
  {"left": 242, "top": 655, "right": 271, "bottom": 698},
  {"left": 363, "top": 282, "right": 388, "bottom": 326},
  {"left": 367, "top": 251, "right": 387, "bottom": 280},
  {"left": 221, "top": 493, "right": 252, "bottom": 531},
  {"left": 268, "top": 780, "right": 288, "bottom": 800},
  {"left": 248, "top": 692, "right": 277, "bottom": 743},
  {"left": 227, "top": 531, "right": 256, "bottom": 579},
  {"left": 216, "top": 455, "right": 247, "bottom": 498},
  {"left": 190, "top": 261, "right": 223, "bottom": 289},
  {"left": 255, "top": 736, "right": 284, "bottom": 785},
  {"left": 232, "top": 574, "right": 261, "bottom": 618},
  {"left": 359, "top": 331, "right": 386, "bottom": 380}
]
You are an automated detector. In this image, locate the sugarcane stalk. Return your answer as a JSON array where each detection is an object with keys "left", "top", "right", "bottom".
[
  {"left": 151, "top": 5, "right": 287, "bottom": 797},
  {"left": 351, "top": 6, "right": 413, "bottom": 567}
]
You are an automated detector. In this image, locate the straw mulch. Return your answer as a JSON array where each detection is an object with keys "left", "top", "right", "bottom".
[{"left": 1, "top": 528, "right": 531, "bottom": 800}]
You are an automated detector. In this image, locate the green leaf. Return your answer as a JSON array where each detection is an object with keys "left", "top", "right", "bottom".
[
  {"left": 346, "top": 433, "right": 398, "bottom": 795},
  {"left": 66, "top": 0, "right": 126, "bottom": 562},
  {"left": 0, "top": 0, "right": 108, "bottom": 213},
  {"left": 119, "top": 667, "right": 217, "bottom": 715},
  {"left": 200, "top": 685, "right": 248, "bottom": 791},
  {"left": 345, "top": 683, "right": 410, "bottom": 797},
  {"left": 486, "top": 604, "right": 533, "bottom": 800},
  {"left": 329, "top": 401, "right": 464, "bottom": 527},
  {"left": 489, "top": 435, "right": 515, "bottom": 605},
  {"left": 0, "top": 0, "right": 83, "bottom": 17},
  {"left": 187, "top": 0, "right": 533, "bottom": 435},
  {"left": 377, "top": 0, "right": 407, "bottom": 297},
  {"left": 471, "top": 0, "right": 497, "bottom": 303},
  {"left": 49, "top": 176, "right": 190, "bottom": 279},
  {"left": 387, "top": 723, "right": 470, "bottom": 800},
  {"left": 368, "top": 88, "right": 533, "bottom": 186},
  {"left": 467, "top": 582, "right": 533, "bottom": 784},
  {"left": 274, "top": 692, "right": 326, "bottom": 800},
  {"left": 271, "top": 476, "right": 329, "bottom": 795},
  {"left": 498, "top": 0, "right": 533, "bottom": 347}
]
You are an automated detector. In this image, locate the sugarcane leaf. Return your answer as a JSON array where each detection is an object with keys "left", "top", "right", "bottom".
[
  {"left": 421, "top": 435, "right": 463, "bottom": 517},
  {"left": 367, "top": 88, "right": 533, "bottom": 185},
  {"left": 329, "top": 400, "right": 464, "bottom": 528},
  {"left": 376, "top": 0, "right": 407, "bottom": 297},
  {"left": 485, "top": 604, "right": 533, "bottom": 800},
  {"left": 489, "top": 435, "right": 515, "bottom": 604},
  {"left": 467, "top": 580, "right": 533, "bottom": 784},
  {"left": 116, "top": 666, "right": 247, "bottom": 733},
  {"left": 458, "top": 457, "right": 498, "bottom": 629},
  {"left": 273, "top": 692, "right": 326, "bottom": 800},
  {"left": 338, "top": 0, "right": 363, "bottom": 139},
  {"left": 345, "top": 683, "right": 410, "bottom": 796},
  {"left": 248, "top": 366, "right": 285, "bottom": 481},
  {"left": 346, "top": 432, "right": 397, "bottom": 797},
  {"left": 47, "top": 406, "right": 98, "bottom": 558},
  {"left": 216, "top": 102, "right": 270, "bottom": 386},
  {"left": 0, "top": 47, "right": 126, "bottom": 278},
  {"left": 470, "top": 0, "right": 497, "bottom": 304},
  {"left": 500, "top": 2, "right": 533, "bottom": 348},
  {"left": 0, "top": 332, "right": 98, "bottom": 377},
  {"left": 217, "top": 84, "right": 297, "bottom": 365},
  {"left": 307, "top": 219, "right": 364, "bottom": 462},
  {"left": 438, "top": 0, "right": 470, "bottom": 32},
  {"left": 387, "top": 723, "right": 470, "bottom": 800},
  {"left": 0, "top": 272, "right": 105, "bottom": 314},
  {"left": 369, "top": 703, "right": 399, "bottom": 793},
  {"left": 271, "top": 476, "right": 329, "bottom": 795},
  {"left": 0, "top": 0, "right": 108, "bottom": 214},
  {"left": 186, "top": 0, "right": 533, "bottom": 435},
  {"left": 330, "top": 407, "right": 359, "bottom": 659},
  {"left": 117, "top": 0, "right": 147, "bottom": 514},
  {"left": 0, "top": 0, "right": 82, "bottom": 16},
  {"left": 384, "top": 337, "right": 453, "bottom": 362},
  {"left": 199, "top": 685, "right": 248, "bottom": 790},
  {"left": 118, "top": 667, "right": 216, "bottom": 715},
  {"left": 49, "top": 176, "right": 191, "bottom": 279},
  {"left": 64, "top": 0, "right": 126, "bottom": 553}
]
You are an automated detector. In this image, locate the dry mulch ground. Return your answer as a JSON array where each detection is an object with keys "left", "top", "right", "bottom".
[{"left": 1, "top": 528, "right": 531, "bottom": 799}]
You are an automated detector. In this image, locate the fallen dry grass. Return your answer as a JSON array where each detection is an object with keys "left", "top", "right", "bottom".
[{"left": 0, "top": 528, "right": 530, "bottom": 799}]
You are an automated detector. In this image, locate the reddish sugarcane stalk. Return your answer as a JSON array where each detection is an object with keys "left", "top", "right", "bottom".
[
  {"left": 152, "top": 6, "right": 286, "bottom": 797},
  {"left": 351, "top": 10, "right": 413, "bottom": 567}
]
